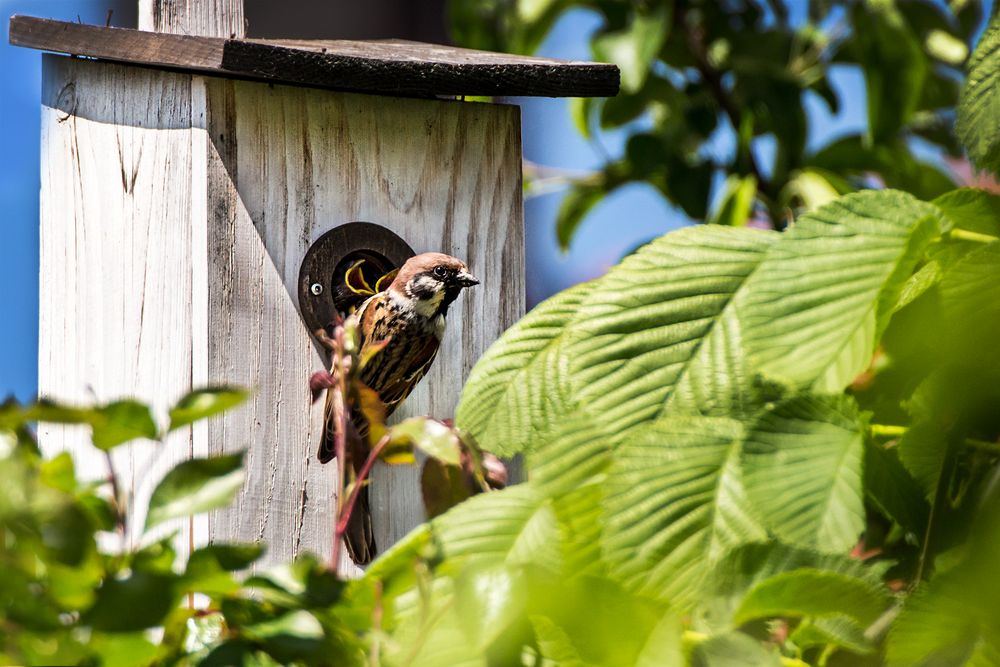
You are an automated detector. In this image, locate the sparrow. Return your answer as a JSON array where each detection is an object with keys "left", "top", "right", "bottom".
[{"left": 318, "top": 252, "right": 479, "bottom": 565}]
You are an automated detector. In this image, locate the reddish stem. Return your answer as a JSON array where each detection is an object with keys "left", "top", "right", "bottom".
[{"left": 335, "top": 434, "right": 391, "bottom": 539}]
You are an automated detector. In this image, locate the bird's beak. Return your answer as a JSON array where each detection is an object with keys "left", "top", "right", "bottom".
[{"left": 455, "top": 270, "right": 480, "bottom": 287}]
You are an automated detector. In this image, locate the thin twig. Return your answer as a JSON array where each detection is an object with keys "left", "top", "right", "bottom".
[
  {"left": 335, "top": 434, "right": 391, "bottom": 538},
  {"left": 678, "top": 5, "right": 773, "bottom": 198},
  {"left": 104, "top": 450, "right": 126, "bottom": 539}
]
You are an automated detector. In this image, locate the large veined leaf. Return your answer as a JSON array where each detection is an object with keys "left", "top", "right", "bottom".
[
  {"left": 456, "top": 282, "right": 593, "bottom": 457},
  {"left": 932, "top": 188, "right": 1000, "bottom": 237},
  {"left": 552, "top": 483, "right": 606, "bottom": 579},
  {"left": 742, "top": 190, "right": 940, "bottom": 392},
  {"left": 886, "top": 572, "right": 1000, "bottom": 667},
  {"left": 938, "top": 240, "right": 1000, "bottom": 368},
  {"left": 527, "top": 412, "right": 611, "bottom": 497},
  {"left": 734, "top": 568, "right": 889, "bottom": 627},
  {"left": 524, "top": 575, "right": 675, "bottom": 667},
  {"left": 956, "top": 11, "right": 1000, "bottom": 173},
  {"left": 853, "top": 2, "right": 928, "bottom": 145},
  {"left": 740, "top": 394, "right": 865, "bottom": 553},
  {"left": 602, "top": 417, "right": 767, "bottom": 602},
  {"left": 570, "top": 226, "right": 777, "bottom": 437},
  {"left": 695, "top": 542, "right": 890, "bottom": 632},
  {"left": 432, "top": 484, "right": 561, "bottom": 573}
]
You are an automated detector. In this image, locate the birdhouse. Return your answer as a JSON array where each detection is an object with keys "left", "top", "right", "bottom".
[{"left": 10, "top": 16, "right": 618, "bottom": 571}]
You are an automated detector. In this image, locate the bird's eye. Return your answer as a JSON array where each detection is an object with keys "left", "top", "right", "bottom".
[{"left": 432, "top": 266, "right": 448, "bottom": 279}]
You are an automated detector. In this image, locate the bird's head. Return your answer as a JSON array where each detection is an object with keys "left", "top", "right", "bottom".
[{"left": 389, "top": 252, "right": 479, "bottom": 317}]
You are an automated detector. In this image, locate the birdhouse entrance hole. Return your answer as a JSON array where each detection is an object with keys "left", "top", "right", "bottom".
[{"left": 298, "top": 222, "right": 414, "bottom": 336}]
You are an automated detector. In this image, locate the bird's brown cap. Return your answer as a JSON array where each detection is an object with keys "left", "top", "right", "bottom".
[{"left": 390, "top": 252, "right": 476, "bottom": 291}]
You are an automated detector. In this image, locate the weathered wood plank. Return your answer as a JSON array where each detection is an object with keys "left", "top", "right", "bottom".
[
  {"left": 201, "top": 78, "right": 524, "bottom": 569},
  {"left": 139, "top": 0, "right": 245, "bottom": 39},
  {"left": 38, "top": 54, "right": 197, "bottom": 553},
  {"left": 10, "top": 16, "right": 620, "bottom": 97}
]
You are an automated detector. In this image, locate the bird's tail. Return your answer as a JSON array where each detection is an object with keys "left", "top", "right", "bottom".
[{"left": 344, "top": 484, "right": 376, "bottom": 565}]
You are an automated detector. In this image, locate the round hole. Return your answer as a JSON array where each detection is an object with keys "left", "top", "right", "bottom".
[{"left": 330, "top": 249, "right": 397, "bottom": 315}]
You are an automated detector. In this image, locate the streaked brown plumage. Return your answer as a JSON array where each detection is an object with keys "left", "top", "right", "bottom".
[{"left": 318, "top": 252, "right": 479, "bottom": 565}]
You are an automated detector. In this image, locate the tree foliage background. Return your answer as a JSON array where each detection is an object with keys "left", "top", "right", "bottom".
[
  {"left": 4, "top": 1, "right": 1000, "bottom": 666},
  {"left": 452, "top": 0, "right": 989, "bottom": 247}
]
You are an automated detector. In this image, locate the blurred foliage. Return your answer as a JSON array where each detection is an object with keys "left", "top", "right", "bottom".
[
  {"left": 450, "top": 0, "right": 989, "bottom": 248},
  {"left": 5, "top": 3, "right": 1000, "bottom": 666}
]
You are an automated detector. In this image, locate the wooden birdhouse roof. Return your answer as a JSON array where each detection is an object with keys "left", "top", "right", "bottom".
[{"left": 9, "top": 16, "right": 620, "bottom": 98}]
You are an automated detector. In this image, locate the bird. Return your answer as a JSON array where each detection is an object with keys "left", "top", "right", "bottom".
[{"left": 318, "top": 252, "right": 479, "bottom": 565}]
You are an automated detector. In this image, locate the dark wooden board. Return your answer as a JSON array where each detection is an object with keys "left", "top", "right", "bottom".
[{"left": 9, "top": 16, "right": 620, "bottom": 97}]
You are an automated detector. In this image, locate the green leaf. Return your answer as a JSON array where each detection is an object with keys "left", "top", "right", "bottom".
[
  {"left": 697, "top": 542, "right": 889, "bottom": 633},
  {"left": 433, "top": 484, "right": 561, "bottom": 573},
  {"left": 933, "top": 188, "right": 1000, "bottom": 237},
  {"left": 91, "top": 400, "right": 158, "bottom": 450},
  {"left": 569, "top": 96, "right": 594, "bottom": 139},
  {"left": 168, "top": 387, "right": 249, "bottom": 431},
  {"left": 854, "top": 3, "right": 928, "bottom": 144},
  {"left": 886, "top": 574, "right": 997, "bottom": 667},
  {"left": 602, "top": 417, "right": 767, "bottom": 603},
  {"left": 183, "top": 543, "right": 264, "bottom": 595},
  {"left": 421, "top": 458, "right": 473, "bottom": 519},
  {"left": 525, "top": 575, "right": 673, "bottom": 667},
  {"left": 741, "top": 394, "right": 865, "bottom": 553},
  {"left": 571, "top": 226, "right": 777, "bottom": 436},
  {"left": 453, "top": 565, "right": 526, "bottom": 651},
  {"left": 938, "top": 240, "right": 1000, "bottom": 368},
  {"left": 86, "top": 571, "right": 180, "bottom": 632},
  {"left": 87, "top": 632, "right": 159, "bottom": 667},
  {"left": 531, "top": 615, "right": 595, "bottom": 667},
  {"left": 456, "top": 281, "right": 593, "bottom": 456},
  {"left": 144, "top": 452, "right": 246, "bottom": 532},
  {"left": 864, "top": 439, "right": 931, "bottom": 537},
  {"left": 21, "top": 400, "right": 97, "bottom": 425},
  {"left": 709, "top": 174, "right": 757, "bottom": 227},
  {"left": 591, "top": 6, "right": 670, "bottom": 93},
  {"left": 734, "top": 568, "right": 889, "bottom": 627},
  {"left": 691, "top": 632, "right": 781, "bottom": 667},
  {"left": 527, "top": 412, "right": 611, "bottom": 497},
  {"left": 789, "top": 615, "right": 875, "bottom": 655},
  {"left": 956, "top": 12, "right": 1000, "bottom": 173},
  {"left": 242, "top": 610, "right": 324, "bottom": 662},
  {"left": 741, "top": 190, "right": 941, "bottom": 392},
  {"left": 388, "top": 418, "right": 461, "bottom": 465}
]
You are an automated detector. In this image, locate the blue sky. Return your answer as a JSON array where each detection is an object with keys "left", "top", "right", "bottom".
[{"left": 0, "top": 3, "right": 881, "bottom": 401}]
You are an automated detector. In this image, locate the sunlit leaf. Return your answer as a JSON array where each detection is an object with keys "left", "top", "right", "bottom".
[
  {"left": 91, "top": 400, "right": 158, "bottom": 450},
  {"left": 388, "top": 418, "right": 461, "bottom": 465},
  {"left": 602, "top": 417, "right": 766, "bottom": 602},
  {"left": 144, "top": 452, "right": 246, "bottom": 531},
  {"left": 168, "top": 387, "right": 249, "bottom": 431},
  {"left": 742, "top": 190, "right": 940, "bottom": 392},
  {"left": 956, "top": 12, "right": 1000, "bottom": 173},
  {"left": 734, "top": 568, "right": 889, "bottom": 627},
  {"left": 741, "top": 394, "right": 865, "bottom": 553}
]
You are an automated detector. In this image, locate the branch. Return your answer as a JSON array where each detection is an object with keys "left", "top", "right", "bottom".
[
  {"left": 104, "top": 450, "right": 126, "bottom": 536},
  {"left": 677, "top": 5, "right": 775, "bottom": 200}
]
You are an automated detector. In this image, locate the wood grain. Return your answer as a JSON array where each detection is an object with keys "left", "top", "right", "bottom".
[
  {"left": 201, "top": 77, "right": 524, "bottom": 570},
  {"left": 38, "top": 54, "right": 197, "bottom": 553},
  {"left": 139, "top": 0, "right": 245, "bottom": 39},
  {"left": 10, "top": 16, "right": 620, "bottom": 98}
]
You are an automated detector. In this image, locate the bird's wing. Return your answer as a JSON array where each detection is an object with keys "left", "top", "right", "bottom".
[
  {"left": 318, "top": 294, "right": 381, "bottom": 463},
  {"left": 377, "top": 335, "right": 440, "bottom": 413}
]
